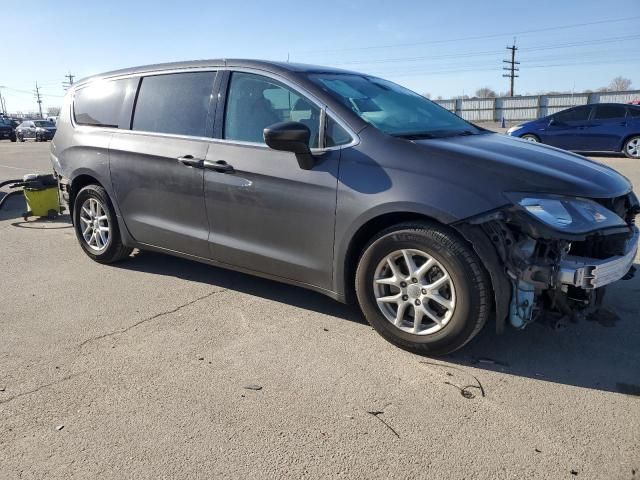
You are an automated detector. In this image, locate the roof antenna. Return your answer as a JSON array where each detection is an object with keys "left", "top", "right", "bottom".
[{"left": 286, "top": 52, "right": 290, "bottom": 63}]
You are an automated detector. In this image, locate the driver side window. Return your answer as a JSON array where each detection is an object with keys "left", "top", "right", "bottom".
[
  {"left": 554, "top": 106, "right": 591, "bottom": 123},
  {"left": 224, "top": 72, "right": 320, "bottom": 148}
]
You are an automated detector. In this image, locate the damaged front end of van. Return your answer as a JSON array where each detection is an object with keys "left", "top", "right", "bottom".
[{"left": 459, "top": 190, "right": 639, "bottom": 332}]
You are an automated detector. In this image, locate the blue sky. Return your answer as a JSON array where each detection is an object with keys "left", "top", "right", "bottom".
[{"left": 2, "top": 0, "right": 639, "bottom": 114}]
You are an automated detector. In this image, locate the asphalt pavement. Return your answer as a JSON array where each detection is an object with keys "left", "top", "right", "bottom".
[{"left": 0, "top": 140, "right": 638, "bottom": 479}]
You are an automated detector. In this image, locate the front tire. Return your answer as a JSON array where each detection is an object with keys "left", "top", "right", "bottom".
[
  {"left": 73, "top": 184, "right": 132, "bottom": 264},
  {"left": 521, "top": 134, "right": 540, "bottom": 143},
  {"left": 623, "top": 136, "right": 640, "bottom": 159},
  {"left": 355, "top": 223, "right": 491, "bottom": 355}
]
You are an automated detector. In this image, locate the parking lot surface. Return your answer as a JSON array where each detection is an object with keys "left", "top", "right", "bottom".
[{"left": 1, "top": 141, "right": 638, "bottom": 479}]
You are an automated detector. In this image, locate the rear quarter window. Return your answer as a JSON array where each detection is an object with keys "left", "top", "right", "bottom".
[
  {"left": 131, "top": 71, "right": 217, "bottom": 137},
  {"left": 73, "top": 78, "right": 137, "bottom": 128}
]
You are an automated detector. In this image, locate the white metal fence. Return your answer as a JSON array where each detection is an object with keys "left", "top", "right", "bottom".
[{"left": 435, "top": 90, "right": 640, "bottom": 122}]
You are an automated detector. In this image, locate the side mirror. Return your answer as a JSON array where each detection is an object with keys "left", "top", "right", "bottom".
[
  {"left": 263, "top": 121, "right": 315, "bottom": 170},
  {"left": 548, "top": 118, "right": 557, "bottom": 126}
]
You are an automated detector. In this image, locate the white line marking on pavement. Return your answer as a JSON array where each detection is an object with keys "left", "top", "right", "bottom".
[{"left": 0, "top": 164, "right": 46, "bottom": 172}]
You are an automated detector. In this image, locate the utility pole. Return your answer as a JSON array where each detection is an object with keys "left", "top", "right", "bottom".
[
  {"left": 502, "top": 39, "right": 519, "bottom": 97},
  {"left": 34, "top": 82, "right": 43, "bottom": 119},
  {"left": 0, "top": 86, "right": 6, "bottom": 115},
  {"left": 63, "top": 72, "right": 75, "bottom": 90}
]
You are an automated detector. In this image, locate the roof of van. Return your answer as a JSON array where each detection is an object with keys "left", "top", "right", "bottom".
[{"left": 76, "top": 59, "right": 360, "bottom": 85}]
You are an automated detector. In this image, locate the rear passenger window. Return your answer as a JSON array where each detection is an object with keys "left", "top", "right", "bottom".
[
  {"left": 74, "top": 78, "right": 135, "bottom": 128},
  {"left": 627, "top": 108, "right": 640, "bottom": 118},
  {"left": 132, "top": 72, "right": 216, "bottom": 137},
  {"left": 593, "top": 105, "right": 626, "bottom": 120}
]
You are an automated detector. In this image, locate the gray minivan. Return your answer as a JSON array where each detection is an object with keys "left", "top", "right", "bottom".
[{"left": 51, "top": 59, "right": 639, "bottom": 355}]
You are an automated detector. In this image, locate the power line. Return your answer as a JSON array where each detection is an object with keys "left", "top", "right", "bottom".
[
  {"left": 296, "top": 15, "right": 640, "bottom": 55},
  {"left": 329, "top": 33, "right": 640, "bottom": 67},
  {"left": 361, "top": 55, "right": 634, "bottom": 78}
]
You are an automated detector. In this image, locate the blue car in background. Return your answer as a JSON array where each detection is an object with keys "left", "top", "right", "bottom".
[{"left": 507, "top": 103, "right": 640, "bottom": 158}]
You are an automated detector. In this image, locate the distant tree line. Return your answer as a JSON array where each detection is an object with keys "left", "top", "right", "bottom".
[{"left": 424, "top": 76, "right": 634, "bottom": 100}]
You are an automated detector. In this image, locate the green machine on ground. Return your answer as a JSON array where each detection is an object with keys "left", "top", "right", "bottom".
[{"left": 0, "top": 174, "right": 61, "bottom": 220}]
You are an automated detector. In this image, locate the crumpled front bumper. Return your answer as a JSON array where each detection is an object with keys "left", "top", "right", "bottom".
[{"left": 558, "top": 227, "right": 639, "bottom": 289}]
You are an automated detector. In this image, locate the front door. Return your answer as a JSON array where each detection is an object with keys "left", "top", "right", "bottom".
[
  {"left": 542, "top": 105, "right": 592, "bottom": 151},
  {"left": 204, "top": 71, "right": 343, "bottom": 289},
  {"left": 110, "top": 71, "right": 217, "bottom": 258}
]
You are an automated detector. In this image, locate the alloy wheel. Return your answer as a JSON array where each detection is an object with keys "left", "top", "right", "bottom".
[
  {"left": 79, "top": 198, "right": 110, "bottom": 251},
  {"left": 373, "top": 249, "right": 456, "bottom": 335},
  {"left": 626, "top": 137, "right": 640, "bottom": 158}
]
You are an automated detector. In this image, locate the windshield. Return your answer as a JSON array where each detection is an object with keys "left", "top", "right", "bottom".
[
  {"left": 34, "top": 120, "right": 56, "bottom": 128},
  {"left": 308, "top": 73, "right": 479, "bottom": 138}
]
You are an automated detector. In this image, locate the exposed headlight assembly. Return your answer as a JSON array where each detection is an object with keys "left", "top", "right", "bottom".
[
  {"left": 505, "top": 193, "right": 627, "bottom": 234},
  {"left": 506, "top": 125, "right": 522, "bottom": 135}
]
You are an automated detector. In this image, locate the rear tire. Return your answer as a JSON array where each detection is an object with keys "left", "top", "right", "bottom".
[
  {"left": 73, "top": 184, "right": 132, "bottom": 264},
  {"left": 623, "top": 136, "right": 640, "bottom": 159},
  {"left": 355, "top": 222, "right": 491, "bottom": 356}
]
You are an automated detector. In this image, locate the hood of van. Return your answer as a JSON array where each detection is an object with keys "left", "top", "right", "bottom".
[{"left": 412, "top": 132, "right": 631, "bottom": 199}]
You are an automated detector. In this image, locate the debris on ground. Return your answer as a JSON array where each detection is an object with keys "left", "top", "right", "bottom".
[
  {"left": 244, "top": 384, "right": 262, "bottom": 391},
  {"left": 420, "top": 360, "right": 486, "bottom": 398},
  {"left": 587, "top": 307, "right": 619, "bottom": 327},
  {"left": 366, "top": 410, "right": 400, "bottom": 439},
  {"left": 55, "top": 425, "right": 64, "bottom": 431}
]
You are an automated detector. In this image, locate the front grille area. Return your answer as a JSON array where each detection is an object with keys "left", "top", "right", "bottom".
[{"left": 569, "top": 230, "right": 632, "bottom": 259}]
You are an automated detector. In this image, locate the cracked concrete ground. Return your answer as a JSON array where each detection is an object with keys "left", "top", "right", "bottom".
[{"left": 1, "top": 142, "right": 639, "bottom": 479}]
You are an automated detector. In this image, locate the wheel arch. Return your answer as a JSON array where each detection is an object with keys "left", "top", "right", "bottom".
[
  {"left": 68, "top": 173, "right": 105, "bottom": 218},
  {"left": 338, "top": 210, "right": 507, "bottom": 334},
  {"left": 339, "top": 210, "right": 454, "bottom": 304},
  {"left": 620, "top": 132, "right": 640, "bottom": 152}
]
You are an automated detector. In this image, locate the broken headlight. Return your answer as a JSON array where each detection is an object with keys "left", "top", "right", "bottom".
[{"left": 505, "top": 193, "right": 627, "bottom": 234}]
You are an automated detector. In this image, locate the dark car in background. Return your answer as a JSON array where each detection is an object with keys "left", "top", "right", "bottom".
[
  {"left": 0, "top": 117, "right": 17, "bottom": 141},
  {"left": 507, "top": 103, "right": 640, "bottom": 158},
  {"left": 51, "top": 60, "right": 639, "bottom": 355},
  {"left": 16, "top": 120, "right": 57, "bottom": 142}
]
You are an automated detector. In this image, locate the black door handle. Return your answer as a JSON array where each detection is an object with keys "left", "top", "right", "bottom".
[
  {"left": 177, "top": 155, "right": 203, "bottom": 168},
  {"left": 203, "top": 159, "right": 234, "bottom": 173}
]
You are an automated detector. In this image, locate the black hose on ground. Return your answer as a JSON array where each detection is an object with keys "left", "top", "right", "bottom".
[{"left": 0, "top": 179, "right": 22, "bottom": 189}]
